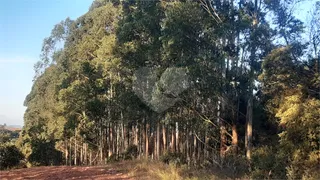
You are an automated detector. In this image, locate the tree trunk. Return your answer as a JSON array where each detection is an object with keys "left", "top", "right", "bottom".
[
  {"left": 69, "top": 140, "right": 72, "bottom": 165},
  {"left": 74, "top": 131, "right": 77, "bottom": 166},
  {"left": 245, "top": 0, "right": 258, "bottom": 161},
  {"left": 171, "top": 126, "right": 175, "bottom": 152},
  {"left": 193, "top": 132, "right": 197, "bottom": 163},
  {"left": 80, "top": 143, "right": 83, "bottom": 165},
  {"left": 89, "top": 150, "right": 92, "bottom": 166},
  {"left": 162, "top": 124, "right": 166, "bottom": 153},
  {"left": 156, "top": 120, "right": 160, "bottom": 159},
  {"left": 142, "top": 118, "right": 146, "bottom": 158},
  {"left": 205, "top": 130, "right": 209, "bottom": 158},
  {"left": 146, "top": 122, "right": 149, "bottom": 158},
  {"left": 232, "top": 123, "right": 238, "bottom": 154},
  {"left": 134, "top": 125, "right": 138, "bottom": 146},
  {"left": 186, "top": 125, "right": 190, "bottom": 166},
  {"left": 109, "top": 123, "right": 113, "bottom": 157},
  {"left": 218, "top": 98, "right": 227, "bottom": 158},
  {"left": 123, "top": 122, "right": 128, "bottom": 151},
  {"left": 246, "top": 97, "right": 253, "bottom": 160},
  {"left": 175, "top": 122, "right": 179, "bottom": 153},
  {"left": 65, "top": 140, "right": 68, "bottom": 166},
  {"left": 84, "top": 143, "right": 87, "bottom": 165},
  {"left": 197, "top": 132, "right": 201, "bottom": 162}
]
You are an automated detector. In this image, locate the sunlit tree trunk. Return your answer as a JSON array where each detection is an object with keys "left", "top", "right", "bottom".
[
  {"left": 246, "top": 98, "right": 253, "bottom": 160},
  {"left": 171, "top": 126, "right": 175, "bottom": 152},
  {"left": 74, "top": 129, "right": 77, "bottom": 166},
  {"left": 109, "top": 123, "right": 113, "bottom": 157},
  {"left": 175, "top": 122, "right": 179, "bottom": 153},
  {"left": 65, "top": 140, "right": 68, "bottom": 166},
  {"left": 146, "top": 121, "right": 149, "bottom": 158},
  {"left": 232, "top": 123, "right": 238, "bottom": 154},
  {"left": 193, "top": 131, "right": 197, "bottom": 163},
  {"left": 162, "top": 124, "right": 166, "bottom": 153},
  {"left": 156, "top": 120, "right": 160, "bottom": 159}
]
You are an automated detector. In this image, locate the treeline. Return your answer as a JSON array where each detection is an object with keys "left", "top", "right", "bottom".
[
  {"left": 17, "top": 0, "right": 319, "bottom": 179},
  {"left": 0, "top": 125, "right": 24, "bottom": 170}
]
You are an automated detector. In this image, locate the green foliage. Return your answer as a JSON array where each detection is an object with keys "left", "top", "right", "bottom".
[
  {"left": 251, "top": 146, "right": 286, "bottom": 179},
  {"left": 261, "top": 44, "right": 320, "bottom": 179},
  {"left": 277, "top": 95, "right": 320, "bottom": 179},
  {"left": 0, "top": 144, "right": 24, "bottom": 170}
]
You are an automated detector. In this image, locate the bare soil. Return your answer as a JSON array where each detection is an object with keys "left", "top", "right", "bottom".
[{"left": 0, "top": 162, "right": 135, "bottom": 180}]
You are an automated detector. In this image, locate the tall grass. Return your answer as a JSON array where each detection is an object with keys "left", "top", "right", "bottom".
[{"left": 125, "top": 159, "right": 220, "bottom": 180}]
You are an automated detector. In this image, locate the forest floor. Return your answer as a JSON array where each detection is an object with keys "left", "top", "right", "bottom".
[{"left": 0, "top": 160, "right": 228, "bottom": 180}]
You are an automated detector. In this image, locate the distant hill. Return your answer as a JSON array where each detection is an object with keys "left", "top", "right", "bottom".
[{"left": 0, "top": 124, "right": 22, "bottom": 132}]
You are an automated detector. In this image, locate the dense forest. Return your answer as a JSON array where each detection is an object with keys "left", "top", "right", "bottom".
[{"left": 1, "top": 0, "right": 319, "bottom": 179}]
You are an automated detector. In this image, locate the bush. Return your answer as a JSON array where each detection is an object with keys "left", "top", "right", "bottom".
[
  {"left": 123, "top": 144, "right": 138, "bottom": 160},
  {"left": 160, "top": 152, "right": 186, "bottom": 166},
  {"left": 286, "top": 149, "right": 320, "bottom": 180},
  {"left": 0, "top": 144, "right": 24, "bottom": 170},
  {"left": 28, "top": 140, "right": 63, "bottom": 166},
  {"left": 220, "top": 154, "right": 249, "bottom": 178},
  {"left": 116, "top": 144, "right": 138, "bottom": 161},
  {"left": 107, "top": 153, "right": 118, "bottom": 163},
  {"left": 251, "top": 146, "right": 286, "bottom": 179}
]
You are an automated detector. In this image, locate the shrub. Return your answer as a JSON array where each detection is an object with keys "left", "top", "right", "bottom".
[
  {"left": 107, "top": 153, "right": 119, "bottom": 163},
  {"left": 123, "top": 144, "right": 138, "bottom": 160},
  {"left": 251, "top": 146, "right": 286, "bottom": 179},
  {"left": 0, "top": 144, "right": 24, "bottom": 170},
  {"left": 160, "top": 152, "right": 186, "bottom": 166},
  {"left": 113, "top": 144, "right": 139, "bottom": 162},
  {"left": 28, "top": 140, "right": 63, "bottom": 166}
]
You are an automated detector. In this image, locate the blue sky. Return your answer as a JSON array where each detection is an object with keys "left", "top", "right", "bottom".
[
  {"left": 0, "top": 0, "right": 316, "bottom": 126},
  {"left": 0, "top": 0, "right": 93, "bottom": 126}
]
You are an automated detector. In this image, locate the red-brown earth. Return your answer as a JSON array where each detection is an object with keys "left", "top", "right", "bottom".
[{"left": 0, "top": 162, "right": 135, "bottom": 180}]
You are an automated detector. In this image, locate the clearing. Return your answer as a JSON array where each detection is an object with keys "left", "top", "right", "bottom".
[
  {"left": 0, "top": 161, "right": 135, "bottom": 180},
  {"left": 0, "top": 160, "right": 227, "bottom": 180}
]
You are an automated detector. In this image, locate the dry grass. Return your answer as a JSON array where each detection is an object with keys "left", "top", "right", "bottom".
[{"left": 119, "top": 159, "right": 223, "bottom": 180}]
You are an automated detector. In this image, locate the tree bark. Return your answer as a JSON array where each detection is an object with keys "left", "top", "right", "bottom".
[
  {"left": 171, "top": 126, "right": 175, "bottom": 152},
  {"left": 145, "top": 122, "right": 149, "bottom": 158},
  {"left": 109, "top": 123, "right": 113, "bottom": 157},
  {"left": 175, "top": 122, "right": 179, "bottom": 153},
  {"left": 134, "top": 125, "right": 138, "bottom": 146},
  {"left": 65, "top": 140, "right": 68, "bottom": 166},
  {"left": 74, "top": 130, "right": 77, "bottom": 166},
  {"left": 156, "top": 120, "right": 160, "bottom": 159},
  {"left": 162, "top": 124, "right": 166, "bottom": 153},
  {"left": 246, "top": 0, "right": 258, "bottom": 161},
  {"left": 232, "top": 123, "right": 238, "bottom": 154},
  {"left": 246, "top": 97, "right": 253, "bottom": 160}
]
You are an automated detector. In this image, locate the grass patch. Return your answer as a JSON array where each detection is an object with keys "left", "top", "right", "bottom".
[{"left": 116, "top": 159, "right": 228, "bottom": 180}]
